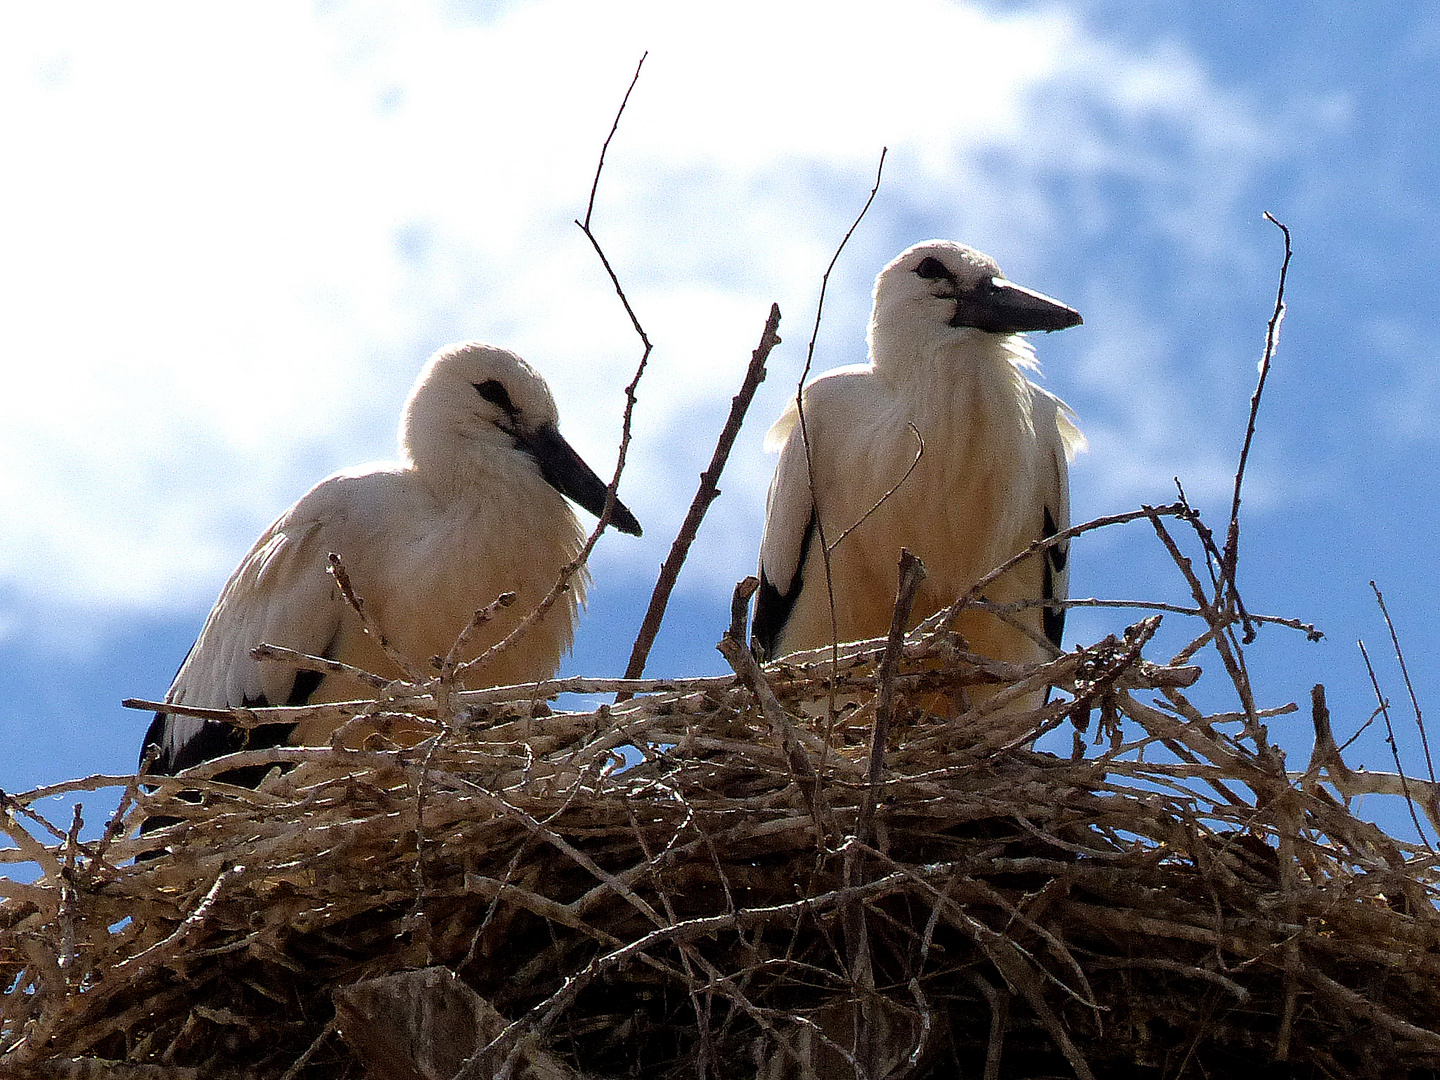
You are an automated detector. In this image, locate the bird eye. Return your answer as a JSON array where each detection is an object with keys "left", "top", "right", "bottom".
[
  {"left": 914, "top": 256, "right": 950, "bottom": 281},
  {"left": 473, "top": 379, "right": 516, "bottom": 413}
]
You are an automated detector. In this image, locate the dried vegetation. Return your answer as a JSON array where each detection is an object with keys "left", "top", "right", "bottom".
[{"left": 3, "top": 555, "right": 1440, "bottom": 1080}]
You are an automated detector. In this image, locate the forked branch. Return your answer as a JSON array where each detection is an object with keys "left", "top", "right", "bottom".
[{"left": 466, "top": 54, "right": 652, "bottom": 682}]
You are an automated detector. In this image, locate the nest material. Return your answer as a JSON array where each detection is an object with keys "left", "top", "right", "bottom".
[{"left": 4, "top": 616, "right": 1440, "bottom": 1080}]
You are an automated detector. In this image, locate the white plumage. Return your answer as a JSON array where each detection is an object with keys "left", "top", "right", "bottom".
[
  {"left": 753, "top": 240, "right": 1084, "bottom": 689},
  {"left": 142, "top": 342, "right": 640, "bottom": 779}
]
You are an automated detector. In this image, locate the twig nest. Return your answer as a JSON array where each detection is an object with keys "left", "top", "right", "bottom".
[{"left": 3, "top": 629, "right": 1439, "bottom": 1078}]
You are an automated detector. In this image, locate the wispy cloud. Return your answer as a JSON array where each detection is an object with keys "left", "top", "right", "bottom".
[{"left": 0, "top": 0, "right": 1315, "bottom": 638}]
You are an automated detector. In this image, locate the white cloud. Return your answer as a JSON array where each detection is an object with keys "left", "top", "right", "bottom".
[{"left": 0, "top": 0, "right": 1295, "bottom": 632}]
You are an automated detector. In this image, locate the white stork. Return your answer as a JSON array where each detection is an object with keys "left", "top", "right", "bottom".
[
  {"left": 141, "top": 342, "right": 640, "bottom": 782},
  {"left": 752, "top": 240, "right": 1084, "bottom": 695}
]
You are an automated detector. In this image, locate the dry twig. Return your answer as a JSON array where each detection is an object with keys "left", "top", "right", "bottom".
[
  {"left": 619, "top": 303, "right": 783, "bottom": 692},
  {"left": 792, "top": 148, "right": 888, "bottom": 700}
]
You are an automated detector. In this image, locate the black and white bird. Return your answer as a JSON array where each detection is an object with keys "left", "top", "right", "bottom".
[
  {"left": 753, "top": 240, "right": 1084, "bottom": 693},
  {"left": 141, "top": 342, "right": 640, "bottom": 782}
]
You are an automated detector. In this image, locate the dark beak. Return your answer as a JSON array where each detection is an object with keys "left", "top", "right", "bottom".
[
  {"left": 950, "top": 276, "right": 1082, "bottom": 334},
  {"left": 522, "top": 425, "right": 643, "bottom": 536}
]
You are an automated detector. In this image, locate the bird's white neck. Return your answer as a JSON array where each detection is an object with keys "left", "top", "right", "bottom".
[
  {"left": 404, "top": 428, "right": 531, "bottom": 507},
  {"left": 872, "top": 326, "right": 1037, "bottom": 430}
]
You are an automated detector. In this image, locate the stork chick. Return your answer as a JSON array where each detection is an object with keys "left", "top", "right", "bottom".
[
  {"left": 142, "top": 342, "right": 641, "bottom": 781},
  {"left": 753, "top": 240, "right": 1083, "bottom": 697}
]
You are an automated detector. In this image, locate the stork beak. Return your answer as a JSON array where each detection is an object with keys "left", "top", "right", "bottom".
[
  {"left": 951, "top": 277, "right": 1083, "bottom": 334},
  {"left": 522, "top": 425, "right": 643, "bottom": 536}
]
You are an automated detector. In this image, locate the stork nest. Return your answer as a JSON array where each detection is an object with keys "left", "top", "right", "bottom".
[{"left": 4, "top": 609, "right": 1440, "bottom": 1080}]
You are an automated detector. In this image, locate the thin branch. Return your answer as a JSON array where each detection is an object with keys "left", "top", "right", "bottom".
[
  {"left": 249, "top": 643, "right": 393, "bottom": 692},
  {"left": 456, "top": 520, "right": 620, "bottom": 683},
  {"left": 571, "top": 53, "right": 652, "bottom": 537},
  {"left": 1175, "top": 478, "right": 1259, "bottom": 647},
  {"left": 91, "top": 753, "right": 157, "bottom": 877},
  {"left": 434, "top": 591, "right": 517, "bottom": 723},
  {"left": 327, "top": 553, "right": 428, "bottom": 683},
  {"left": 858, "top": 549, "right": 926, "bottom": 850},
  {"left": 582, "top": 53, "right": 646, "bottom": 232},
  {"left": 792, "top": 147, "right": 887, "bottom": 710},
  {"left": 618, "top": 303, "right": 782, "bottom": 694},
  {"left": 929, "top": 502, "right": 1189, "bottom": 638},
  {"left": 278, "top": 1017, "right": 339, "bottom": 1080},
  {"left": 467, "top": 56, "right": 651, "bottom": 682},
  {"left": 1145, "top": 508, "right": 1265, "bottom": 747},
  {"left": 1221, "top": 212, "right": 1290, "bottom": 643},
  {"left": 1372, "top": 580, "right": 1436, "bottom": 786},
  {"left": 718, "top": 581, "right": 835, "bottom": 843},
  {"left": 440, "top": 592, "right": 518, "bottom": 673},
  {"left": 825, "top": 422, "right": 924, "bottom": 555},
  {"left": 1359, "top": 638, "right": 1433, "bottom": 850},
  {"left": 1047, "top": 595, "right": 1318, "bottom": 637},
  {"left": 839, "top": 550, "right": 923, "bottom": 1031}
]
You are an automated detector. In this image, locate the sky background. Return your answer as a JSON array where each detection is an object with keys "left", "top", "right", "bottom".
[{"left": 3, "top": 1, "right": 1439, "bottom": 865}]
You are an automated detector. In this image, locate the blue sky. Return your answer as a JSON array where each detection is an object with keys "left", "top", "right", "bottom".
[{"left": 3, "top": 1, "right": 1438, "bottom": 858}]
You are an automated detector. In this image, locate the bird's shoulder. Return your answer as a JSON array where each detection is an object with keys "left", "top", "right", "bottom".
[
  {"left": 164, "top": 469, "right": 410, "bottom": 711},
  {"left": 1027, "top": 385, "right": 1087, "bottom": 462},
  {"left": 289, "top": 460, "right": 422, "bottom": 522},
  {"left": 763, "top": 365, "right": 879, "bottom": 451},
  {"left": 247, "top": 461, "right": 445, "bottom": 561},
  {"left": 757, "top": 371, "right": 881, "bottom": 608}
]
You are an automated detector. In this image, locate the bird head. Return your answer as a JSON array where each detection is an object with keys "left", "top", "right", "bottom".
[
  {"left": 869, "top": 240, "right": 1081, "bottom": 371},
  {"left": 401, "top": 342, "right": 641, "bottom": 535}
]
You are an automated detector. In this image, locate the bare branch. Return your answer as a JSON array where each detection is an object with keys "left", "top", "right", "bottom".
[
  {"left": 619, "top": 304, "right": 782, "bottom": 693},
  {"left": 327, "top": 552, "right": 428, "bottom": 683},
  {"left": 929, "top": 502, "right": 1189, "bottom": 639},
  {"left": 581, "top": 53, "right": 646, "bottom": 232},
  {"left": 717, "top": 581, "right": 835, "bottom": 843},
  {"left": 1372, "top": 580, "right": 1436, "bottom": 786},
  {"left": 858, "top": 549, "right": 926, "bottom": 850},
  {"left": 825, "top": 422, "right": 923, "bottom": 555},
  {"left": 1221, "top": 212, "right": 1291, "bottom": 642},
  {"left": 1144, "top": 508, "right": 1265, "bottom": 747},
  {"left": 249, "top": 643, "right": 393, "bottom": 692},
  {"left": 468, "top": 57, "right": 651, "bottom": 682},
  {"left": 792, "top": 147, "right": 887, "bottom": 710},
  {"left": 440, "top": 592, "right": 518, "bottom": 673},
  {"left": 1359, "top": 637, "right": 1433, "bottom": 850}
]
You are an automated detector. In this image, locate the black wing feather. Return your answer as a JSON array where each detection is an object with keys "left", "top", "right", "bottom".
[
  {"left": 137, "top": 657, "right": 326, "bottom": 844},
  {"left": 141, "top": 644, "right": 330, "bottom": 779},
  {"left": 751, "top": 509, "right": 817, "bottom": 661},
  {"left": 1041, "top": 505, "right": 1067, "bottom": 651}
]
